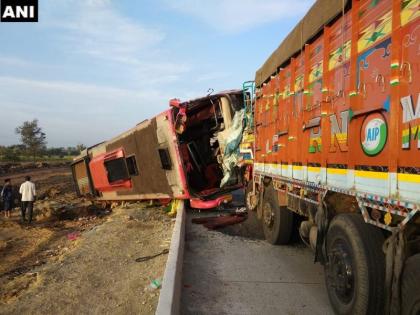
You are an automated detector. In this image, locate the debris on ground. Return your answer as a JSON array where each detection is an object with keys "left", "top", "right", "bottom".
[
  {"left": 192, "top": 213, "right": 246, "bottom": 230},
  {"left": 235, "top": 207, "right": 247, "bottom": 213},
  {"left": 66, "top": 231, "right": 81, "bottom": 241},
  {"left": 148, "top": 279, "right": 162, "bottom": 290},
  {"left": 167, "top": 199, "right": 180, "bottom": 217},
  {"left": 135, "top": 249, "right": 169, "bottom": 263}
]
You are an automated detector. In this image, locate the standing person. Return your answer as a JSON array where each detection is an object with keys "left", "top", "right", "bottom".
[
  {"left": 1, "top": 179, "right": 13, "bottom": 218},
  {"left": 19, "top": 176, "right": 36, "bottom": 224}
]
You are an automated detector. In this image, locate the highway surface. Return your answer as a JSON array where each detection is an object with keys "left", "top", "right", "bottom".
[{"left": 181, "top": 206, "right": 333, "bottom": 315}]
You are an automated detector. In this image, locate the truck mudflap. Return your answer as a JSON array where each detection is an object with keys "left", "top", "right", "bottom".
[{"left": 383, "top": 229, "right": 406, "bottom": 315}]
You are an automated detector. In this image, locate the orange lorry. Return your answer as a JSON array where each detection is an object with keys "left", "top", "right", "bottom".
[{"left": 247, "top": 0, "right": 420, "bottom": 314}]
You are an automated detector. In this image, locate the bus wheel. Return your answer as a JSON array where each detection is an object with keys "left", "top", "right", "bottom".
[
  {"left": 245, "top": 181, "right": 258, "bottom": 212},
  {"left": 325, "top": 214, "right": 385, "bottom": 315},
  {"left": 402, "top": 254, "right": 420, "bottom": 315},
  {"left": 262, "top": 184, "right": 293, "bottom": 245}
]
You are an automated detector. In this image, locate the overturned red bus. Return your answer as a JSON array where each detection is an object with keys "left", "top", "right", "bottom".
[{"left": 71, "top": 90, "right": 247, "bottom": 209}]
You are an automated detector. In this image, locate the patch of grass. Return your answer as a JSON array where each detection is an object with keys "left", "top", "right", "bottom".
[{"left": 0, "top": 155, "right": 75, "bottom": 163}]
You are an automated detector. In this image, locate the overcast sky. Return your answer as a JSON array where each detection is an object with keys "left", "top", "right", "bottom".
[{"left": 0, "top": 0, "right": 314, "bottom": 147}]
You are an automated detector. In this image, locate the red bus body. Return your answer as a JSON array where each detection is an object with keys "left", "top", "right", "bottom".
[{"left": 71, "top": 90, "right": 245, "bottom": 208}]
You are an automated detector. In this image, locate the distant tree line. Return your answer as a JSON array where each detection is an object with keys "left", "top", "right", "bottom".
[
  {"left": 0, "top": 144, "right": 86, "bottom": 161},
  {"left": 0, "top": 119, "right": 86, "bottom": 162}
]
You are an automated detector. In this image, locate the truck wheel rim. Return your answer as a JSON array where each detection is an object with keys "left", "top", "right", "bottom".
[
  {"left": 263, "top": 202, "right": 274, "bottom": 228},
  {"left": 327, "top": 239, "right": 355, "bottom": 304}
]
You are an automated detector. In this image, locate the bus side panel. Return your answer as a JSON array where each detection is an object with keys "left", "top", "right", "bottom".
[{"left": 98, "top": 111, "right": 185, "bottom": 200}]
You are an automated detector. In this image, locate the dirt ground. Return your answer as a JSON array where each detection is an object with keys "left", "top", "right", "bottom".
[
  {"left": 0, "top": 166, "right": 174, "bottom": 315},
  {"left": 0, "top": 161, "right": 70, "bottom": 180}
]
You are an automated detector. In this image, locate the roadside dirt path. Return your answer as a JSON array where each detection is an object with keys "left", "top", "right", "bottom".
[{"left": 0, "top": 203, "right": 174, "bottom": 315}]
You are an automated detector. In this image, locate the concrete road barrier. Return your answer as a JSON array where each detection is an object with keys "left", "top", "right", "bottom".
[{"left": 156, "top": 200, "right": 186, "bottom": 315}]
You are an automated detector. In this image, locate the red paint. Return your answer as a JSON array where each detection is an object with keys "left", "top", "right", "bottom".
[
  {"left": 254, "top": 0, "right": 412, "bottom": 171},
  {"left": 164, "top": 109, "right": 191, "bottom": 199},
  {"left": 159, "top": 198, "right": 172, "bottom": 206},
  {"left": 89, "top": 147, "right": 132, "bottom": 192},
  {"left": 189, "top": 194, "right": 233, "bottom": 209},
  {"left": 169, "top": 98, "right": 181, "bottom": 108}
]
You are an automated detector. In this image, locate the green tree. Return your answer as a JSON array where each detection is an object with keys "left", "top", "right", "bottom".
[
  {"left": 76, "top": 143, "right": 86, "bottom": 153},
  {"left": 2, "top": 147, "right": 21, "bottom": 161},
  {"left": 15, "top": 119, "right": 47, "bottom": 161}
]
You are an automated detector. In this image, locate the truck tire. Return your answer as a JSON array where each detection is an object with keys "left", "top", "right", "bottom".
[
  {"left": 262, "top": 184, "right": 293, "bottom": 245},
  {"left": 402, "top": 254, "right": 420, "bottom": 315},
  {"left": 325, "top": 214, "right": 385, "bottom": 315}
]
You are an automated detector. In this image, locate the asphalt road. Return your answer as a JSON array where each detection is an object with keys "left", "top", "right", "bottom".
[{"left": 181, "top": 209, "right": 333, "bottom": 315}]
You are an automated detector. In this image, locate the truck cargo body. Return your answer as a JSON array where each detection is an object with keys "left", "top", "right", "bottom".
[
  {"left": 248, "top": 0, "right": 420, "bottom": 314},
  {"left": 71, "top": 90, "right": 245, "bottom": 208},
  {"left": 255, "top": 0, "right": 420, "bottom": 210}
]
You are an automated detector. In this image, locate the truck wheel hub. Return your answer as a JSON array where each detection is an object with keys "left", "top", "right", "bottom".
[
  {"left": 327, "top": 241, "right": 354, "bottom": 304},
  {"left": 263, "top": 203, "right": 274, "bottom": 228}
]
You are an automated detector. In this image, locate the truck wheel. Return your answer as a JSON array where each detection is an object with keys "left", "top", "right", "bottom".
[
  {"left": 262, "top": 184, "right": 293, "bottom": 245},
  {"left": 325, "top": 214, "right": 385, "bottom": 315},
  {"left": 245, "top": 181, "right": 258, "bottom": 212},
  {"left": 402, "top": 254, "right": 420, "bottom": 315}
]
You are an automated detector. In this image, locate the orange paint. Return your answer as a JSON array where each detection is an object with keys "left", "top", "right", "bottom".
[{"left": 255, "top": 0, "right": 419, "bottom": 174}]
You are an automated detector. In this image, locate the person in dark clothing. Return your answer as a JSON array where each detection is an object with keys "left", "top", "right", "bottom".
[{"left": 1, "top": 179, "right": 13, "bottom": 218}]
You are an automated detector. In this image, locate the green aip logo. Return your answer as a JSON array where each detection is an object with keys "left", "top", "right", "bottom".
[{"left": 361, "top": 113, "right": 388, "bottom": 156}]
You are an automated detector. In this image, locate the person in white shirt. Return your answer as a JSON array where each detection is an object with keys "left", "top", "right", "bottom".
[{"left": 19, "top": 176, "right": 36, "bottom": 224}]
